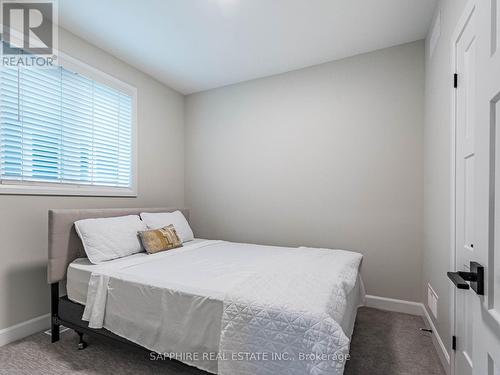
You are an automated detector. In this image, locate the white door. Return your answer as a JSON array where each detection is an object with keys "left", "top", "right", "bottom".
[{"left": 452, "top": 0, "right": 500, "bottom": 374}]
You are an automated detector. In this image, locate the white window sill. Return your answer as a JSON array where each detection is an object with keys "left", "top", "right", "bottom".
[{"left": 0, "top": 183, "right": 137, "bottom": 197}]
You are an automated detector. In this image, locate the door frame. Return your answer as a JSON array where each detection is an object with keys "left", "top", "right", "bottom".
[{"left": 449, "top": 1, "right": 477, "bottom": 374}]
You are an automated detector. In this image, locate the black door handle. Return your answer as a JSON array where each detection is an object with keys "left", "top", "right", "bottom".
[
  {"left": 447, "top": 271, "right": 470, "bottom": 289},
  {"left": 447, "top": 261, "right": 484, "bottom": 295}
]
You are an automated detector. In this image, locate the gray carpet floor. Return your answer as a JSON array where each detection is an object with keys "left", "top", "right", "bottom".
[{"left": 0, "top": 307, "right": 445, "bottom": 375}]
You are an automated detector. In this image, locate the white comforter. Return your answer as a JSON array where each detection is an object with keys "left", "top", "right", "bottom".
[{"left": 81, "top": 240, "right": 363, "bottom": 375}]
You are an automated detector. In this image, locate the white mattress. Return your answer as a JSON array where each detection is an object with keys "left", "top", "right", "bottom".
[{"left": 67, "top": 239, "right": 364, "bottom": 375}]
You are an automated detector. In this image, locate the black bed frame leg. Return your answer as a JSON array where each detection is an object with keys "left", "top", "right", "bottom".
[
  {"left": 76, "top": 331, "right": 88, "bottom": 350},
  {"left": 50, "top": 282, "right": 60, "bottom": 343}
]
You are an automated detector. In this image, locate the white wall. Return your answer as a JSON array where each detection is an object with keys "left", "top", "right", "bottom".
[
  {"left": 186, "top": 41, "right": 425, "bottom": 301},
  {"left": 0, "top": 28, "right": 185, "bottom": 331},
  {"left": 423, "top": 0, "right": 468, "bottom": 364}
]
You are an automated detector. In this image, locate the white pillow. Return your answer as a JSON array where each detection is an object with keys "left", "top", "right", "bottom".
[
  {"left": 74, "top": 215, "right": 147, "bottom": 264},
  {"left": 140, "top": 210, "right": 194, "bottom": 243}
]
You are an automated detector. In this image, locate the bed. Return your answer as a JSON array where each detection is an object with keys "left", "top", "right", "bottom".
[{"left": 48, "top": 208, "right": 364, "bottom": 375}]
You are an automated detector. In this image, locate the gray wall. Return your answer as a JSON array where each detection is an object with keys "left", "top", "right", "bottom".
[
  {"left": 185, "top": 41, "right": 425, "bottom": 301},
  {"left": 0, "top": 29, "right": 185, "bottom": 330},
  {"left": 423, "top": 0, "right": 467, "bottom": 362}
]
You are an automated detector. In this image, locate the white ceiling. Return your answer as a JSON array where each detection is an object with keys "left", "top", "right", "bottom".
[{"left": 59, "top": 0, "right": 437, "bottom": 94}]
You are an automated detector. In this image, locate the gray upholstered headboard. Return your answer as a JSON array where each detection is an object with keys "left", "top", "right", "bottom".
[{"left": 47, "top": 207, "right": 189, "bottom": 284}]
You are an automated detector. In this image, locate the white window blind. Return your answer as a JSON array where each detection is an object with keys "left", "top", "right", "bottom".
[{"left": 0, "top": 65, "right": 133, "bottom": 190}]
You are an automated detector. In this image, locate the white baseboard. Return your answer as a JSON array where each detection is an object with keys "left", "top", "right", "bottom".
[
  {"left": 365, "top": 294, "right": 423, "bottom": 316},
  {"left": 364, "top": 294, "right": 450, "bottom": 375},
  {"left": 0, "top": 313, "right": 50, "bottom": 347}
]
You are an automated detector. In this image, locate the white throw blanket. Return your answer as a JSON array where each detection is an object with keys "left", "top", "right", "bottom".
[{"left": 80, "top": 241, "right": 363, "bottom": 375}]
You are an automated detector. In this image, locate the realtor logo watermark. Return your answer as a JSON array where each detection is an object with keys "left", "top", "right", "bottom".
[{"left": 1, "top": 0, "right": 58, "bottom": 67}]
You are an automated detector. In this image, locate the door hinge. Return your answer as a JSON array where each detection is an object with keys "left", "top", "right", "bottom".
[
  {"left": 453, "top": 73, "right": 458, "bottom": 88},
  {"left": 452, "top": 335, "right": 457, "bottom": 350}
]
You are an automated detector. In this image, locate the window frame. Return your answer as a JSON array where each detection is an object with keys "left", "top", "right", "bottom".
[{"left": 0, "top": 51, "right": 138, "bottom": 197}]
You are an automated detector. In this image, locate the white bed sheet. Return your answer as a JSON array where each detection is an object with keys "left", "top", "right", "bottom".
[
  {"left": 67, "top": 239, "right": 208, "bottom": 305},
  {"left": 67, "top": 240, "right": 364, "bottom": 375}
]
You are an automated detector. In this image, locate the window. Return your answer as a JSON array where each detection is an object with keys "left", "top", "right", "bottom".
[{"left": 0, "top": 55, "right": 136, "bottom": 196}]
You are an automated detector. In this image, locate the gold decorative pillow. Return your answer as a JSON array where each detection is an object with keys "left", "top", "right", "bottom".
[{"left": 138, "top": 224, "right": 182, "bottom": 254}]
